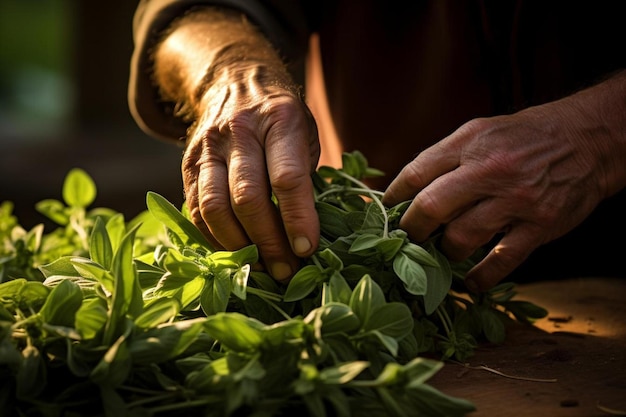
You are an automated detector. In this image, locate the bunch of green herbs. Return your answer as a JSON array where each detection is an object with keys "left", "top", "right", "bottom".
[{"left": 0, "top": 151, "right": 547, "bottom": 417}]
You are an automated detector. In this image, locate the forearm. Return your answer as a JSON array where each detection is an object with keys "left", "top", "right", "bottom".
[{"left": 152, "top": 7, "right": 297, "bottom": 126}]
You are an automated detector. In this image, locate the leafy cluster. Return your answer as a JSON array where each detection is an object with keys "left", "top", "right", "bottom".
[{"left": 0, "top": 152, "right": 547, "bottom": 417}]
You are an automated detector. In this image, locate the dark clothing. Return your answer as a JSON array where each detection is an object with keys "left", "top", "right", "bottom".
[{"left": 128, "top": 0, "right": 626, "bottom": 282}]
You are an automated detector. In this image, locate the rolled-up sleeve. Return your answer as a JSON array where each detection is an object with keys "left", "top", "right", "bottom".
[{"left": 128, "top": 0, "right": 312, "bottom": 143}]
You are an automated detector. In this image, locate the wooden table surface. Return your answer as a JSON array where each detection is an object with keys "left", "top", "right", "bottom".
[{"left": 429, "top": 277, "right": 626, "bottom": 417}]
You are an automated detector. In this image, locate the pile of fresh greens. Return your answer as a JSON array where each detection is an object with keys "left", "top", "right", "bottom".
[{"left": 0, "top": 151, "right": 547, "bottom": 417}]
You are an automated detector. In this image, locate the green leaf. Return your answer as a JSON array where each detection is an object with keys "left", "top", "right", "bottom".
[
  {"left": 369, "top": 330, "right": 400, "bottom": 356},
  {"left": 89, "top": 217, "right": 113, "bottom": 270},
  {"left": 35, "top": 199, "right": 69, "bottom": 225},
  {"left": 232, "top": 264, "right": 250, "bottom": 300},
  {"left": 283, "top": 265, "right": 323, "bottom": 302},
  {"left": 129, "top": 317, "right": 206, "bottom": 364},
  {"left": 75, "top": 297, "right": 108, "bottom": 340},
  {"left": 325, "top": 271, "right": 352, "bottom": 305},
  {"left": 393, "top": 252, "right": 428, "bottom": 295},
  {"left": 359, "top": 203, "right": 385, "bottom": 235},
  {"left": 200, "top": 269, "right": 231, "bottom": 316},
  {"left": 211, "top": 245, "right": 258, "bottom": 268},
  {"left": 134, "top": 297, "right": 181, "bottom": 328},
  {"left": 204, "top": 313, "right": 264, "bottom": 352},
  {"left": 17, "top": 281, "right": 50, "bottom": 312},
  {"left": 403, "top": 357, "right": 445, "bottom": 388},
  {"left": 316, "top": 201, "right": 352, "bottom": 239},
  {"left": 364, "top": 302, "right": 413, "bottom": 339},
  {"left": 71, "top": 257, "right": 115, "bottom": 294},
  {"left": 39, "top": 279, "right": 82, "bottom": 327},
  {"left": 105, "top": 213, "right": 127, "bottom": 254},
  {"left": 104, "top": 225, "right": 143, "bottom": 344},
  {"left": 158, "top": 275, "right": 205, "bottom": 310},
  {"left": 146, "top": 191, "right": 211, "bottom": 248},
  {"left": 349, "top": 233, "right": 381, "bottom": 254},
  {"left": 479, "top": 308, "right": 506, "bottom": 344},
  {"left": 306, "top": 302, "right": 361, "bottom": 336},
  {"left": 319, "top": 361, "right": 369, "bottom": 384},
  {"left": 62, "top": 168, "right": 96, "bottom": 208},
  {"left": 90, "top": 332, "right": 132, "bottom": 387},
  {"left": 423, "top": 250, "right": 452, "bottom": 315},
  {"left": 349, "top": 274, "right": 385, "bottom": 326},
  {"left": 317, "top": 248, "right": 344, "bottom": 271},
  {"left": 38, "top": 256, "right": 78, "bottom": 279},
  {"left": 0, "top": 278, "right": 26, "bottom": 300},
  {"left": 400, "top": 242, "right": 439, "bottom": 267},
  {"left": 502, "top": 300, "right": 548, "bottom": 323}
]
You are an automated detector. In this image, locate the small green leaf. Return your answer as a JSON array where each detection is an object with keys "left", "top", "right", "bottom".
[
  {"left": 105, "top": 213, "right": 127, "bottom": 254},
  {"left": 204, "top": 313, "right": 264, "bottom": 352},
  {"left": 200, "top": 269, "right": 231, "bottom": 316},
  {"left": 349, "top": 233, "right": 381, "bottom": 254},
  {"left": 62, "top": 168, "right": 96, "bottom": 208},
  {"left": 306, "top": 302, "right": 361, "bottom": 336},
  {"left": 146, "top": 191, "right": 211, "bottom": 248},
  {"left": 89, "top": 217, "right": 113, "bottom": 270},
  {"left": 232, "top": 264, "right": 250, "bottom": 300},
  {"left": 90, "top": 332, "right": 132, "bottom": 387},
  {"left": 283, "top": 265, "right": 323, "bottom": 302},
  {"left": 316, "top": 201, "right": 352, "bottom": 239},
  {"left": 317, "top": 248, "right": 344, "bottom": 271},
  {"left": 39, "top": 257, "right": 78, "bottom": 279},
  {"left": 39, "top": 279, "right": 82, "bottom": 327},
  {"left": 35, "top": 199, "right": 69, "bottom": 225},
  {"left": 400, "top": 242, "right": 439, "bottom": 267},
  {"left": 75, "top": 297, "right": 108, "bottom": 340},
  {"left": 17, "top": 281, "right": 50, "bottom": 312},
  {"left": 423, "top": 250, "right": 452, "bottom": 315},
  {"left": 479, "top": 308, "right": 506, "bottom": 344},
  {"left": 393, "top": 252, "right": 428, "bottom": 295},
  {"left": 134, "top": 297, "right": 181, "bottom": 328},
  {"left": 325, "top": 271, "right": 352, "bottom": 304},
  {"left": 364, "top": 302, "right": 413, "bottom": 339},
  {"left": 319, "top": 361, "right": 369, "bottom": 384},
  {"left": 349, "top": 274, "right": 385, "bottom": 326}
]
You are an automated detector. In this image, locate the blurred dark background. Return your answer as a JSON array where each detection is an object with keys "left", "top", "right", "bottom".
[{"left": 0, "top": 0, "right": 184, "bottom": 229}]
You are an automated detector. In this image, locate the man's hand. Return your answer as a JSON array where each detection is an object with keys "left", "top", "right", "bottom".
[
  {"left": 383, "top": 74, "right": 626, "bottom": 291},
  {"left": 182, "top": 69, "right": 320, "bottom": 282},
  {"left": 153, "top": 7, "right": 321, "bottom": 282}
]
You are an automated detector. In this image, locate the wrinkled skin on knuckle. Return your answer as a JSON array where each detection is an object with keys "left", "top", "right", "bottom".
[
  {"left": 230, "top": 179, "right": 268, "bottom": 220},
  {"left": 442, "top": 231, "right": 476, "bottom": 261},
  {"left": 263, "top": 97, "right": 320, "bottom": 160},
  {"left": 412, "top": 188, "right": 445, "bottom": 222}
]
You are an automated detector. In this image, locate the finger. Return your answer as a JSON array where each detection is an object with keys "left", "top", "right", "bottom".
[
  {"left": 197, "top": 155, "right": 250, "bottom": 250},
  {"left": 228, "top": 142, "right": 300, "bottom": 282},
  {"left": 438, "top": 197, "right": 511, "bottom": 261},
  {"left": 464, "top": 224, "right": 543, "bottom": 292},
  {"left": 399, "top": 165, "right": 487, "bottom": 242},
  {"left": 382, "top": 141, "right": 459, "bottom": 206},
  {"left": 182, "top": 134, "right": 225, "bottom": 250},
  {"left": 265, "top": 115, "right": 319, "bottom": 259}
]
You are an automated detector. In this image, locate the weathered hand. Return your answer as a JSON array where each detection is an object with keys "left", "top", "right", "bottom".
[
  {"left": 182, "top": 66, "right": 321, "bottom": 282},
  {"left": 383, "top": 91, "right": 622, "bottom": 291}
]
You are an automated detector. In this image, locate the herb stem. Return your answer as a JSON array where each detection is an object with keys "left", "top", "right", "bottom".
[{"left": 317, "top": 169, "right": 390, "bottom": 238}]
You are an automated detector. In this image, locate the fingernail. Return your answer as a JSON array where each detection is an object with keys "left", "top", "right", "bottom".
[
  {"left": 465, "top": 278, "right": 479, "bottom": 293},
  {"left": 293, "top": 236, "right": 312, "bottom": 255},
  {"left": 271, "top": 262, "right": 292, "bottom": 281}
]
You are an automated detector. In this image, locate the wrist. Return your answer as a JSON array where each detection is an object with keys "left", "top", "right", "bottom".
[{"left": 152, "top": 7, "right": 295, "bottom": 122}]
